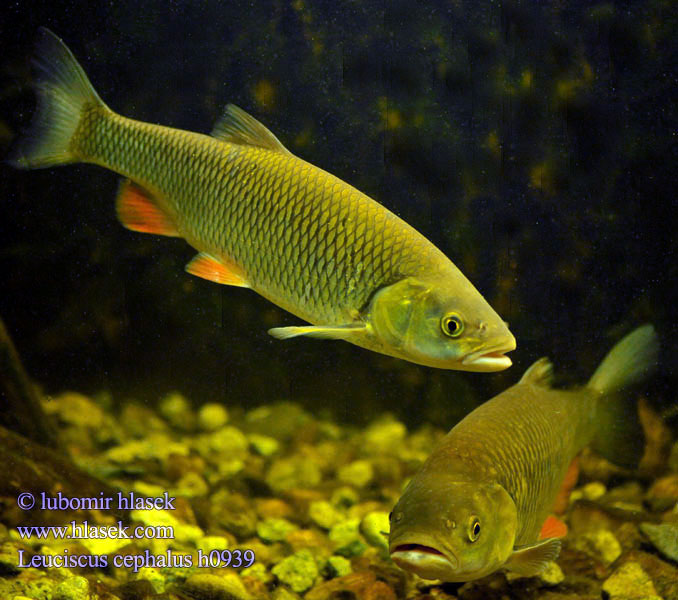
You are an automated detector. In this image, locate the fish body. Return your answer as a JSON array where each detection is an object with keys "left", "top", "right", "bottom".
[
  {"left": 389, "top": 325, "right": 658, "bottom": 581},
  {"left": 8, "top": 28, "right": 515, "bottom": 371}
]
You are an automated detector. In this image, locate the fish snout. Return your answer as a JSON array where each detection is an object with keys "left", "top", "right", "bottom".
[
  {"left": 458, "top": 319, "right": 516, "bottom": 371},
  {"left": 390, "top": 536, "right": 460, "bottom": 580}
]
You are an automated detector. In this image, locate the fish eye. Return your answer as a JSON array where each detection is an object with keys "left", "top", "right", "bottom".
[
  {"left": 441, "top": 313, "right": 464, "bottom": 338},
  {"left": 468, "top": 517, "right": 481, "bottom": 542}
]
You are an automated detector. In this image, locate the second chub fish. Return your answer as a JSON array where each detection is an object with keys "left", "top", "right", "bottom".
[
  {"left": 389, "top": 325, "right": 658, "bottom": 580},
  {"left": 8, "top": 28, "right": 515, "bottom": 371}
]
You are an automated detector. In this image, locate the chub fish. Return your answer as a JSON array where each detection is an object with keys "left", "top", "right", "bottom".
[
  {"left": 8, "top": 28, "right": 515, "bottom": 371},
  {"left": 389, "top": 325, "right": 658, "bottom": 580}
]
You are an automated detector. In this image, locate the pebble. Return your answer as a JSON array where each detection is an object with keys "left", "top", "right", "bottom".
[
  {"left": 134, "top": 566, "right": 165, "bottom": 593},
  {"left": 286, "top": 528, "right": 332, "bottom": 557},
  {"left": 363, "top": 581, "right": 397, "bottom": 600},
  {"left": 639, "top": 522, "right": 678, "bottom": 562},
  {"left": 364, "top": 419, "right": 407, "bottom": 454},
  {"left": 537, "top": 561, "right": 565, "bottom": 585},
  {"left": 115, "top": 579, "right": 157, "bottom": 600},
  {"left": 360, "top": 511, "right": 390, "bottom": 553},
  {"left": 106, "top": 434, "right": 188, "bottom": 462},
  {"left": 196, "top": 535, "right": 230, "bottom": 553},
  {"left": 257, "top": 518, "right": 298, "bottom": 543},
  {"left": 52, "top": 576, "right": 89, "bottom": 600},
  {"left": 48, "top": 392, "right": 105, "bottom": 428},
  {"left": 337, "top": 460, "right": 374, "bottom": 488},
  {"left": 331, "top": 486, "right": 359, "bottom": 508},
  {"left": 621, "top": 549, "right": 678, "bottom": 600},
  {"left": 0, "top": 542, "right": 20, "bottom": 576},
  {"left": 645, "top": 474, "right": 678, "bottom": 512},
  {"left": 181, "top": 573, "right": 252, "bottom": 600},
  {"left": 266, "top": 457, "right": 322, "bottom": 492},
  {"left": 158, "top": 391, "right": 195, "bottom": 430},
  {"left": 271, "top": 549, "right": 318, "bottom": 593},
  {"left": 571, "top": 529, "right": 622, "bottom": 565},
  {"left": 601, "top": 561, "right": 662, "bottom": 600},
  {"left": 569, "top": 481, "right": 607, "bottom": 503},
  {"left": 130, "top": 508, "right": 203, "bottom": 544},
  {"left": 119, "top": 403, "right": 167, "bottom": 437},
  {"left": 198, "top": 403, "right": 229, "bottom": 431},
  {"left": 241, "top": 562, "right": 273, "bottom": 584},
  {"left": 329, "top": 519, "right": 362, "bottom": 548},
  {"left": 308, "top": 500, "right": 344, "bottom": 530},
  {"left": 329, "top": 519, "right": 367, "bottom": 557},
  {"left": 272, "top": 587, "right": 302, "bottom": 600},
  {"left": 305, "top": 571, "right": 377, "bottom": 600},
  {"left": 174, "top": 471, "right": 209, "bottom": 497},
  {"left": 325, "top": 555, "right": 352, "bottom": 577},
  {"left": 207, "top": 426, "right": 249, "bottom": 456},
  {"left": 248, "top": 433, "right": 280, "bottom": 457}
]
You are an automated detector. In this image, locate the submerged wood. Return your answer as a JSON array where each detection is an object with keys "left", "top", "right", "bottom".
[
  {"left": 0, "top": 424, "right": 126, "bottom": 524},
  {"left": 0, "top": 316, "right": 61, "bottom": 449}
]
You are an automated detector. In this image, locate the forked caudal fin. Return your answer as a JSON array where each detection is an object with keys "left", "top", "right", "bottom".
[
  {"left": 587, "top": 325, "right": 659, "bottom": 469},
  {"left": 7, "top": 27, "right": 106, "bottom": 169}
]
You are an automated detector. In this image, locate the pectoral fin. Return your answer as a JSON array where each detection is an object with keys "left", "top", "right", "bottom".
[
  {"left": 268, "top": 323, "right": 366, "bottom": 340},
  {"left": 504, "top": 538, "right": 561, "bottom": 577},
  {"left": 186, "top": 252, "right": 250, "bottom": 287}
]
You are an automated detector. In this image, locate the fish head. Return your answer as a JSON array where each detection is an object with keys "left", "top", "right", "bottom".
[
  {"left": 368, "top": 277, "right": 515, "bottom": 371},
  {"left": 389, "top": 477, "right": 517, "bottom": 582}
]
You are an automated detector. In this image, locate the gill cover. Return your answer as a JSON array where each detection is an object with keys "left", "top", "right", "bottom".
[{"left": 368, "top": 278, "right": 432, "bottom": 351}]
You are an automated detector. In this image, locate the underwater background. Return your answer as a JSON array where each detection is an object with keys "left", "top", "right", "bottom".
[
  {"left": 0, "top": 0, "right": 675, "bottom": 426},
  {"left": 0, "top": 1, "right": 677, "bottom": 599}
]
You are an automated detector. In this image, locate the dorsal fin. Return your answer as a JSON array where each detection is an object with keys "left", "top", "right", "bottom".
[
  {"left": 211, "top": 104, "right": 291, "bottom": 154},
  {"left": 519, "top": 357, "right": 554, "bottom": 387}
]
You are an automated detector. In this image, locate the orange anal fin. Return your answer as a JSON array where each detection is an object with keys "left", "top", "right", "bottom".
[
  {"left": 186, "top": 252, "right": 250, "bottom": 287},
  {"left": 552, "top": 455, "right": 580, "bottom": 515},
  {"left": 116, "top": 179, "right": 179, "bottom": 237},
  {"left": 539, "top": 515, "right": 568, "bottom": 540}
]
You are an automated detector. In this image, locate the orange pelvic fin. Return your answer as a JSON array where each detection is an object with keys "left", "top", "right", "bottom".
[
  {"left": 539, "top": 515, "right": 568, "bottom": 540},
  {"left": 116, "top": 179, "right": 179, "bottom": 236},
  {"left": 552, "top": 455, "right": 580, "bottom": 515},
  {"left": 186, "top": 252, "right": 250, "bottom": 287}
]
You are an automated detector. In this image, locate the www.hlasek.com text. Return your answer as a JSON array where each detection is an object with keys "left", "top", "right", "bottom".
[{"left": 16, "top": 521, "right": 173, "bottom": 541}]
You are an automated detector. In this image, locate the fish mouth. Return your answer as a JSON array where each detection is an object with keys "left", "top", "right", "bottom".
[
  {"left": 462, "top": 344, "right": 515, "bottom": 371},
  {"left": 390, "top": 543, "right": 459, "bottom": 579},
  {"left": 393, "top": 543, "right": 445, "bottom": 556}
]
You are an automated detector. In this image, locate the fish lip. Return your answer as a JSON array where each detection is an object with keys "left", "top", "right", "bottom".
[
  {"left": 390, "top": 542, "right": 459, "bottom": 571},
  {"left": 393, "top": 543, "right": 444, "bottom": 556},
  {"left": 462, "top": 344, "right": 515, "bottom": 370}
]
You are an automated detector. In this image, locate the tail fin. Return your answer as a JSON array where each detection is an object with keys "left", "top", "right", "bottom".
[
  {"left": 588, "top": 325, "right": 659, "bottom": 469},
  {"left": 7, "top": 28, "right": 106, "bottom": 169}
]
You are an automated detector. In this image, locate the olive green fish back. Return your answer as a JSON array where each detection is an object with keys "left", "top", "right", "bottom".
[
  {"left": 424, "top": 385, "right": 593, "bottom": 544},
  {"left": 74, "top": 107, "right": 447, "bottom": 325}
]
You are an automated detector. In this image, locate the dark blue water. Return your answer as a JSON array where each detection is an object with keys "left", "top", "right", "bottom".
[{"left": 0, "top": 0, "right": 674, "bottom": 427}]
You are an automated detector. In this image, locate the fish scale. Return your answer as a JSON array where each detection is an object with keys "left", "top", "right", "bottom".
[
  {"left": 389, "top": 326, "right": 657, "bottom": 581},
  {"left": 433, "top": 386, "right": 587, "bottom": 543},
  {"left": 87, "top": 115, "right": 399, "bottom": 323},
  {"left": 10, "top": 28, "right": 516, "bottom": 370}
]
